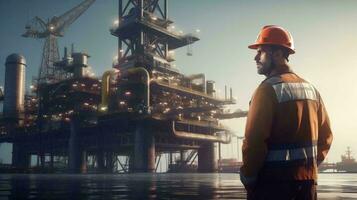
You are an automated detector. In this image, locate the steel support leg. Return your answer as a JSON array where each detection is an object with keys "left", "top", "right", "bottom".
[
  {"left": 97, "top": 150, "right": 105, "bottom": 172},
  {"left": 197, "top": 142, "right": 217, "bottom": 173},
  {"left": 133, "top": 122, "right": 155, "bottom": 172},
  {"left": 68, "top": 117, "right": 82, "bottom": 173},
  {"left": 12, "top": 143, "right": 30, "bottom": 169}
]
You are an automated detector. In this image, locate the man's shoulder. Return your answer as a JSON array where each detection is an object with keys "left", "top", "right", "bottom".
[
  {"left": 262, "top": 72, "right": 311, "bottom": 85},
  {"left": 262, "top": 76, "right": 284, "bottom": 85}
]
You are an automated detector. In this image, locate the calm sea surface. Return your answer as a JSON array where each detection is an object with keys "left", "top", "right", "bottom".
[{"left": 0, "top": 173, "right": 356, "bottom": 200}]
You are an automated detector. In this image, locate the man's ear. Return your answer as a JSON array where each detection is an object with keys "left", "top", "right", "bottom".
[{"left": 272, "top": 49, "right": 283, "bottom": 60}]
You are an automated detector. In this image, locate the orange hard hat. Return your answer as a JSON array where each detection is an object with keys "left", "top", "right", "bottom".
[{"left": 248, "top": 25, "right": 295, "bottom": 54}]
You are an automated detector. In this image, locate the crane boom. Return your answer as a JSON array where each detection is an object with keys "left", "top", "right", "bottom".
[
  {"left": 54, "top": 0, "right": 96, "bottom": 33},
  {"left": 22, "top": 0, "right": 96, "bottom": 84}
]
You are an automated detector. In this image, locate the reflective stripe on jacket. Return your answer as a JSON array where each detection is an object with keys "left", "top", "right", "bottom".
[{"left": 240, "top": 71, "right": 333, "bottom": 183}]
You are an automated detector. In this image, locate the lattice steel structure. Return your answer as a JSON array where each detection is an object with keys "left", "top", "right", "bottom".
[{"left": 22, "top": 0, "right": 95, "bottom": 84}]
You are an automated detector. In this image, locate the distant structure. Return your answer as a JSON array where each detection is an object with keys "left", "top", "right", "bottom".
[
  {"left": 0, "top": 0, "right": 247, "bottom": 174},
  {"left": 319, "top": 147, "right": 357, "bottom": 173},
  {"left": 22, "top": 0, "right": 95, "bottom": 84}
]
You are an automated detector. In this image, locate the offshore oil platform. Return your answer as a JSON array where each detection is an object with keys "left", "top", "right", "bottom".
[{"left": 0, "top": 0, "right": 247, "bottom": 173}]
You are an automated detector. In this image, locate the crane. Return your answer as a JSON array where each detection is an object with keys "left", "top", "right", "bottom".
[{"left": 22, "top": 0, "right": 96, "bottom": 84}]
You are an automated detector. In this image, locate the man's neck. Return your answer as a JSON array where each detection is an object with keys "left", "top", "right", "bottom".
[{"left": 266, "top": 63, "right": 292, "bottom": 77}]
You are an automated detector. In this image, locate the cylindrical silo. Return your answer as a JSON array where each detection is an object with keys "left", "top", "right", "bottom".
[
  {"left": 3, "top": 53, "right": 26, "bottom": 126},
  {"left": 72, "top": 52, "right": 89, "bottom": 78}
]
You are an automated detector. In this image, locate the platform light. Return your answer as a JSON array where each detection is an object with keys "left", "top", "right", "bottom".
[
  {"left": 50, "top": 26, "right": 54, "bottom": 30},
  {"left": 113, "top": 19, "right": 119, "bottom": 25},
  {"left": 100, "top": 106, "right": 108, "bottom": 112},
  {"left": 195, "top": 29, "right": 201, "bottom": 33},
  {"left": 151, "top": 16, "right": 158, "bottom": 20}
]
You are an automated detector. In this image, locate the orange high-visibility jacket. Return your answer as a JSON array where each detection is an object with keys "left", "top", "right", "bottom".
[{"left": 240, "top": 71, "right": 333, "bottom": 184}]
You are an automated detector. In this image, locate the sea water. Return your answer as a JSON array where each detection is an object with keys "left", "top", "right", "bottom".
[{"left": 0, "top": 173, "right": 356, "bottom": 200}]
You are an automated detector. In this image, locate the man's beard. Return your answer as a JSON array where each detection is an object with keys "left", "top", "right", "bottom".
[{"left": 257, "top": 61, "right": 274, "bottom": 76}]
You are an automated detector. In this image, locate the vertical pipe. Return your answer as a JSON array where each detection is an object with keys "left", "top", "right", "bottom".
[
  {"left": 169, "top": 152, "right": 172, "bottom": 165},
  {"left": 230, "top": 87, "right": 233, "bottom": 101},
  {"left": 118, "top": 0, "right": 123, "bottom": 63},
  {"left": 119, "top": 0, "right": 122, "bottom": 17},
  {"left": 71, "top": 43, "right": 74, "bottom": 54},
  {"left": 139, "top": 0, "right": 144, "bottom": 19},
  {"left": 218, "top": 142, "right": 221, "bottom": 170},
  {"left": 237, "top": 137, "right": 240, "bottom": 162},
  {"left": 224, "top": 85, "right": 227, "bottom": 100},
  {"left": 139, "top": 0, "right": 144, "bottom": 52},
  {"left": 164, "top": 0, "right": 168, "bottom": 20},
  {"left": 165, "top": 43, "right": 168, "bottom": 61}
]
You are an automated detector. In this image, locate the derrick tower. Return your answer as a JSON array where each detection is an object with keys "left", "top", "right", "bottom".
[{"left": 111, "top": 0, "right": 198, "bottom": 70}]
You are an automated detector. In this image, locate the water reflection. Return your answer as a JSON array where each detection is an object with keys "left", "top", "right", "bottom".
[{"left": 0, "top": 173, "right": 356, "bottom": 199}]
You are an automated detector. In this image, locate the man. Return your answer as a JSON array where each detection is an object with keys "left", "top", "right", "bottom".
[{"left": 240, "top": 25, "right": 333, "bottom": 200}]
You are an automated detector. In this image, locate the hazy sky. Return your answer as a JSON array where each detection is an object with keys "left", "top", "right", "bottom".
[{"left": 1, "top": 0, "right": 357, "bottom": 162}]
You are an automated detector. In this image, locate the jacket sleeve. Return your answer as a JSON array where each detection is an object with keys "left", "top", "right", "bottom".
[
  {"left": 317, "top": 96, "right": 333, "bottom": 166},
  {"left": 240, "top": 83, "right": 277, "bottom": 185}
]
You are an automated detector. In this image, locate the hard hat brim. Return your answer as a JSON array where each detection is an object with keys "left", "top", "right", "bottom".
[{"left": 248, "top": 43, "right": 295, "bottom": 54}]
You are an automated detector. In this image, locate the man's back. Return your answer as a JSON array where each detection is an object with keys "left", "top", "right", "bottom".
[
  {"left": 255, "top": 72, "right": 332, "bottom": 181},
  {"left": 242, "top": 25, "right": 333, "bottom": 200}
]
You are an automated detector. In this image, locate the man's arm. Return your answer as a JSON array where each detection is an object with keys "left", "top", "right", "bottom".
[
  {"left": 317, "top": 97, "right": 333, "bottom": 166},
  {"left": 240, "top": 84, "right": 277, "bottom": 186}
]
